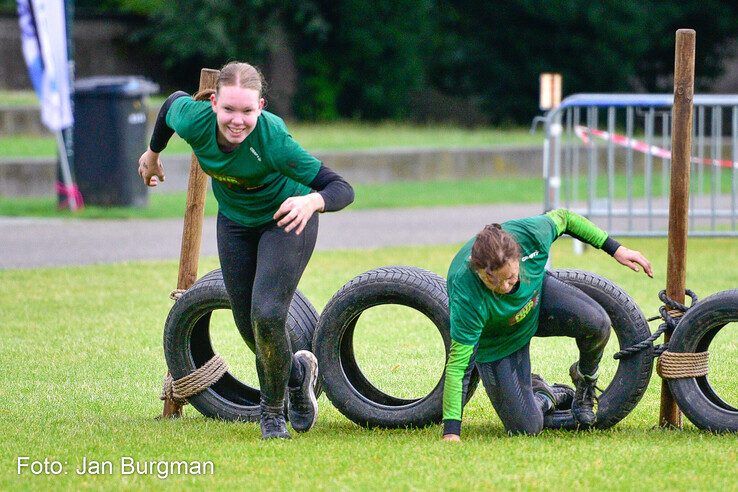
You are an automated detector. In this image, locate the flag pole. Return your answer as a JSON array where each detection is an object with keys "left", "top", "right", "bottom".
[
  {"left": 61, "top": 0, "right": 79, "bottom": 211},
  {"left": 55, "top": 130, "right": 79, "bottom": 210}
]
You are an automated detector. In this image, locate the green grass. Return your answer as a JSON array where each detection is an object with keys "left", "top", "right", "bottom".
[
  {"left": 1, "top": 239, "right": 737, "bottom": 489},
  {"left": 0, "top": 177, "right": 545, "bottom": 218},
  {"left": 0, "top": 124, "right": 540, "bottom": 159},
  {"left": 0, "top": 90, "right": 40, "bottom": 107},
  {"left": 3, "top": 168, "right": 736, "bottom": 219},
  {"left": 560, "top": 168, "right": 738, "bottom": 202},
  {"left": 0, "top": 135, "right": 58, "bottom": 157},
  {"left": 288, "top": 121, "right": 541, "bottom": 150},
  {"left": 0, "top": 91, "right": 161, "bottom": 108}
]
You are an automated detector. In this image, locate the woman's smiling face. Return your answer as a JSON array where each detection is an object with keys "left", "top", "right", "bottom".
[{"left": 210, "top": 85, "right": 264, "bottom": 148}]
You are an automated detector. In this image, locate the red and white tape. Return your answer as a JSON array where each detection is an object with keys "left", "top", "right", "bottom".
[{"left": 574, "top": 125, "right": 738, "bottom": 169}]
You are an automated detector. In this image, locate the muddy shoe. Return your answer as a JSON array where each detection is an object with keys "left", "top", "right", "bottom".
[
  {"left": 532, "top": 374, "right": 574, "bottom": 413},
  {"left": 288, "top": 350, "right": 319, "bottom": 432},
  {"left": 569, "top": 363, "right": 599, "bottom": 427},
  {"left": 260, "top": 403, "right": 291, "bottom": 440},
  {"left": 551, "top": 383, "right": 575, "bottom": 410}
]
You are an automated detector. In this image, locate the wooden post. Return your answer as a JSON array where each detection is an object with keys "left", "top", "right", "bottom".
[
  {"left": 539, "top": 73, "right": 562, "bottom": 110},
  {"left": 161, "top": 68, "right": 219, "bottom": 419},
  {"left": 660, "top": 29, "right": 695, "bottom": 428}
]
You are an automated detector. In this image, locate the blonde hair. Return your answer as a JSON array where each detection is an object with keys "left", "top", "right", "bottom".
[{"left": 217, "top": 61, "right": 266, "bottom": 96}]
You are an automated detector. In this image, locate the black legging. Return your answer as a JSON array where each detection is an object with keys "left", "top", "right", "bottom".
[
  {"left": 217, "top": 211, "right": 319, "bottom": 408},
  {"left": 471, "top": 272, "right": 611, "bottom": 435}
]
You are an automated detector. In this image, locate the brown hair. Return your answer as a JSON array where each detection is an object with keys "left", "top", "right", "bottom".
[
  {"left": 470, "top": 224, "right": 521, "bottom": 274},
  {"left": 217, "top": 61, "right": 266, "bottom": 96}
]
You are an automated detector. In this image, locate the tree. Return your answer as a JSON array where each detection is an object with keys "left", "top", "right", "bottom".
[
  {"left": 430, "top": 0, "right": 738, "bottom": 123},
  {"left": 634, "top": 1, "right": 738, "bottom": 92},
  {"left": 294, "top": 0, "right": 434, "bottom": 120},
  {"left": 430, "top": 0, "right": 648, "bottom": 123},
  {"left": 17, "top": 0, "right": 734, "bottom": 123}
]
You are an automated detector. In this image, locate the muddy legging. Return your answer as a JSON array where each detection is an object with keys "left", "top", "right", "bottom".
[
  {"left": 217, "top": 211, "right": 319, "bottom": 409},
  {"left": 470, "top": 272, "right": 611, "bottom": 435}
]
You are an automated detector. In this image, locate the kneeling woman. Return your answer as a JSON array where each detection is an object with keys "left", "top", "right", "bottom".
[
  {"left": 442, "top": 209, "right": 652, "bottom": 440},
  {"left": 138, "top": 62, "right": 354, "bottom": 439}
]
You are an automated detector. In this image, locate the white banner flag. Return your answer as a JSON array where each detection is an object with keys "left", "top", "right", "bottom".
[{"left": 17, "top": 0, "right": 73, "bottom": 131}]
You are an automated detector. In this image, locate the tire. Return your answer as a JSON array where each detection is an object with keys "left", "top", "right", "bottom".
[
  {"left": 315, "top": 267, "right": 652, "bottom": 430},
  {"left": 543, "top": 270, "right": 654, "bottom": 430},
  {"left": 313, "top": 266, "right": 480, "bottom": 428},
  {"left": 667, "top": 289, "right": 738, "bottom": 432},
  {"left": 163, "top": 269, "right": 319, "bottom": 421}
]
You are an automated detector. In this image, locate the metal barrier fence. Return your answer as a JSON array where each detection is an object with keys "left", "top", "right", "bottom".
[{"left": 542, "top": 94, "right": 738, "bottom": 236}]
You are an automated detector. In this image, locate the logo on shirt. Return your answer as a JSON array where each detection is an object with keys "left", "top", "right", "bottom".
[
  {"left": 250, "top": 147, "right": 262, "bottom": 162},
  {"left": 508, "top": 293, "right": 539, "bottom": 325},
  {"left": 521, "top": 250, "right": 540, "bottom": 262},
  {"left": 203, "top": 171, "right": 267, "bottom": 192}
]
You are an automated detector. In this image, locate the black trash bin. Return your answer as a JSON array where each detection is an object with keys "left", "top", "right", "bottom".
[{"left": 71, "top": 76, "right": 159, "bottom": 207}]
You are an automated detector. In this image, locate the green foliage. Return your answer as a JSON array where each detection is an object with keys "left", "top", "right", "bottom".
[
  {"left": 114, "top": 0, "right": 165, "bottom": 15},
  {"left": 5, "top": 0, "right": 738, "bottom": 123},
  {"left": 431, "top": 0, "right": 648, "bottom": 123},
  {"left": 431, "top": 0, "right": 738, "bottom": 123},
  {"left": 634, "top": 1, "right": 738, "bottom": 91},
  {"left": 290, "top": 0, "right": 435, "bottom": 120},
  {"left": 125, "top": 0, "right": 328, "bottom": 92}
]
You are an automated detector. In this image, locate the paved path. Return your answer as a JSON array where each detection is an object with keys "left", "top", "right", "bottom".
[{"left": 0, "top": 204, "right": 541, "bottom": 269}]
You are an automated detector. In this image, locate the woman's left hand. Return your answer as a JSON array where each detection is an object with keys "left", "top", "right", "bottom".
[
  {"left": 274, "top": 193, "right": 325, "bottom": 235},
  {"left": 613, "top": 246, "right": 654, "bottom": 278}
]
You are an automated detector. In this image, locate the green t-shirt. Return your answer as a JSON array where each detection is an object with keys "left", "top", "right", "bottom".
[
  {"left": 442, "top": 209, "right": 610, "bottom": 426},
  {"left": 166, "top": 97, "right": 321, "bottom": 227},
  {"left": 447, "top": 214, "right": 555, "bottom": 363}
]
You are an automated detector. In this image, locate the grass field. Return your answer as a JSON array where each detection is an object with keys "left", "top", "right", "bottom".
[
  {"left": 0, "top": 177, "right": 545, "bottom": 218},
  {"left": 0, "top": 90, "right": 40, "bottom": 106},
  {"left": 1, "top": 238, "right": 736, "bottom": 490},
  {"left": 0, "top": 123, "right": 540, "bottom": 158},
  {"left": 2, "top": 170, "right": 735, "bottom": 220}
]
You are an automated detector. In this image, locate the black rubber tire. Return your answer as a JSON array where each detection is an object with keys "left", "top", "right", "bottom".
[
  {"left": 667, "top": 289, "right": 738, "bottom": 432},
  {"left": 163, "top": 269, "right": 319, "bottom": 421},
  {"left": 543, "top": 269, "right": 654, "bottom": 430},
  {"left": 315, "top": 267, "right": 652, "bottom": 430},
  {"left": 313, "top": 266, "right": 480, "bottom": 428}
]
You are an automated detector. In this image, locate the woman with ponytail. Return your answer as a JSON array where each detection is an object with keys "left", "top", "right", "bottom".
[
  {"left": 442, "top": 209, "right": 652, "bottom": 440},
  {"left": 138, "top": 62, "right": 354, "bottom": 440}
]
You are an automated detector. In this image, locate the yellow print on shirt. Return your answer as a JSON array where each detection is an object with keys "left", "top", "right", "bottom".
[
  {"left": 508, "top": 293, "right": 539, "bottom": 325},
  {"left": 207, "top": 172, "right": 241, "bottom": 186},
  {"left": 204, "top": 171, "right": 266, "bottom": 191}
]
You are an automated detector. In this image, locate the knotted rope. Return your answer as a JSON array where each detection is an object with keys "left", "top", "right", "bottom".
[
  {"left": 169, "top": 289, "right": 186, "bottom": 301},
  {"left": 613, "top": 289, "right": 697, "bottom": 359},
  {"left": 612, "top": 289, "right": 710, "bottom": 379},
  {"left": 160, "top": 354, "right": 228, "bottom": 405}
]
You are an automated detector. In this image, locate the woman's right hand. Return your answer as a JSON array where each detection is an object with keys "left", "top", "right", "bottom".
[
  {"left": 442, "top": 434, "right": 461, "bottom": 442},
  {"left": 138, "top": 148, "right": 166, "bottom": 187}
]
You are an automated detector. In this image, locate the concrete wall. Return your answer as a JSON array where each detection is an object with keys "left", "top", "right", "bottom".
[{"left": 0, "top": 106, "right": 46, "bottom": 135}]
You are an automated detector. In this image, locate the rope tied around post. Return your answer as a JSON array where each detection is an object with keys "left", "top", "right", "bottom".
[
  {"left": 657, "top": 351, "right": 710, "bottom": 379},
  {"left": 613, "top": 289, "right": 698, "bottom": 359},
  {"left": 160, "top": 354, "right": 229, "bottom": 405}
]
